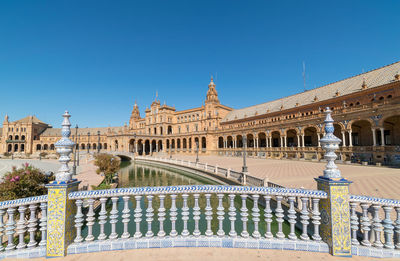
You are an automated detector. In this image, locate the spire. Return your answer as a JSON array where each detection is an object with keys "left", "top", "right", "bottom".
[
  {"left": 4, "top": 114, "right": 8, "bottom": 123},
  {"left": 54, "top": 111, "right": 75, "bottom": 183},
  {"left": 320, "top": 107, "right": 342, "bottom": 179}
]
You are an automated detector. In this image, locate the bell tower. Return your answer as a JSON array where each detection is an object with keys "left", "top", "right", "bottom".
[
  {"left": 129, "top": 100, "right": 141, "bottom": 129},
  {"left": 205, "top": 77, "right": 220, "bottom": 104}
]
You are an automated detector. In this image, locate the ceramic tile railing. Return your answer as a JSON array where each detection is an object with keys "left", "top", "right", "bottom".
[
  {"left": 0, "top": 195, "right": 48, "bottom": 253},
  {"left": 68, "top": 185, "right": 327, "bottom": 242},
  {"left": 349, "top": 195, "right": 400, "bottom": 249}
]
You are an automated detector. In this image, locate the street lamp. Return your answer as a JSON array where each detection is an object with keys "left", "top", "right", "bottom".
[
  {"left": 97, "top": 130, "right": 100, "bottom": 153},
  {"left": 196, "top": 141, "right": 199, "bottom": 163},
  {"left": 77, "top": 134, "right": 80, "bottom": 166},
  {"left": 242, "top": 134, "right": 248, "bottom": 173},
  {"left": 72, "top": 124, "right": 78, "bottom": 176},
  {"left": 169, "top": 141, "right": 172, "bottom": 159},
  {"left": 87, "top": 132, "right": 90, "bottom": 154}
]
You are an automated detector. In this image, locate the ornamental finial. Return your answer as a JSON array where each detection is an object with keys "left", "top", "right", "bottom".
[
  {"left": 320, "top": 107, "right": 342, "bottom": 179},
  {"left": 54, "top": 110, "right": 75, "bottom": 183}
]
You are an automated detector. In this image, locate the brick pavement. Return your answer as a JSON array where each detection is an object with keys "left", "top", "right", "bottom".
[{"left": 173, "top": 155, "right": 400, "bottom": 200}]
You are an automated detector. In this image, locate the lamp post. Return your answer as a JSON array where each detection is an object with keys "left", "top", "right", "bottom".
[
  {"left": 242, "top": 135, "right": 248, "bottom": 173},
  {"left": 77, "top": 134, "right": 80, "bottom": 166},
  {"left": 97, "top": 130, "right": 100, "bottom": 153},
  {"left": 72, "top": 124, "right": 78, "bottom": 176},
  {"left": 169, "top": 142, "right": 172, "bottom": 159},
  {"left": 87, "top": 132, "right": 90, "bottom": 154},
  {"left": 196, "top": 141, "right": 199, "bottom": 164}
]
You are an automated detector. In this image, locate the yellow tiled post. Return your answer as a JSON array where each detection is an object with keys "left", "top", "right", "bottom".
[
  {"left": 316, "top": 108, "right": 352, "bottom": 257},
  {"left": 46, "top": 111, "right": 79, "bottom": 257},
  {"left": 46, "top": 181, "right": 80, "bottom": 257}
]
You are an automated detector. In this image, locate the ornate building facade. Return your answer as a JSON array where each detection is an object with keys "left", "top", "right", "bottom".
[{"left": 1, "top": 62, "right": 400, "bottom": 165}]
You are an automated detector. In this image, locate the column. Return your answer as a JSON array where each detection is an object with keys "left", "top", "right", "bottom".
[
  {"left": 135, "top": 142, "right": 138, "bottom": 153},
  {"left": 142, "top": 143, "right": 145, "bottom": 153},
  {"left": 156, "top": 142, "right": 158, "bottom": 152},
  {"left": 317, "top": 133, "right": 321, "bottom": 147},
  {"left": 283, "top": 136, "right": 287, "bottom": 147},
  {"left": 348, "top": 130, "right": 353, "bottom": 147},
  {"left": 380, "top": 128, "right": 385, "bottom": 146},
  {"left": 234, "top": 139, "right": 236, "bottom": 148},
  {"left": 280, "top": 136, "right": 283, "bottom": 147},
  {"left": 266, "top": 136, "right": 269, "bottom": 148},
  {"left": 341, "top": 131, "right": 346, "bottom": 147},
  {"left": 269, "top": 137, "right": 272, "bottom": 148},
  {"left": 301, "top": 134, "right": 305, "bottom": 148},
  {"left": 297, "top": 135, "right": 300, "bottom": 147},
  {"left": 372, "top": 128, "right": 377, "bottom": 146},
  {"left": 256, "top": 138, "right": 259, "bottom": 148}
]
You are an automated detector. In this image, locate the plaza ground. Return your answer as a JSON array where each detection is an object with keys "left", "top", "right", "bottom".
[
  {"left": 173, "top": 155, "right": 400, "bottom": 200},
  {"left": 8, "top": 247, "right": 398, "bottom": 261}
]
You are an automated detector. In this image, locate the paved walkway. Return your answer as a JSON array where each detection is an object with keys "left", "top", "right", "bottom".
[
  {"left": 9, "top": 247, "right": 396, "bottom": 261},
  {"left": 173, "top": 155, "right": 400, "bottom": 200},
  {"left": 0, "top": 156, "right": 102, "bottom": 190}
]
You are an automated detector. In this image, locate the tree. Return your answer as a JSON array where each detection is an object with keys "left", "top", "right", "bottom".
[
  {"left": 94, "top": 153, "right": 120, "bottom": 185},
  {"left": 0, "top": 163, "right": 54, "bottom": 201}
]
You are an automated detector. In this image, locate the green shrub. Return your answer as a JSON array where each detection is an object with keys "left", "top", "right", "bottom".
[
  {"left": 0, "top": 163, "right": 54, "bottom": 201},
  {"left": 3, "top": 152, "right": 11, "bottom": 157},
  {"left": 94, "top": 153, "right": 120, "bottom": 185}
]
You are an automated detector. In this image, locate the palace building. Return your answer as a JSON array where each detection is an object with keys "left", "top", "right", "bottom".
[{"left": 1, "top": 61, "right": 400, "bottom": 165}]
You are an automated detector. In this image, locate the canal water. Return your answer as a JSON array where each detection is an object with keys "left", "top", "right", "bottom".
[{"left": 82, "top": 161, "right": 298, "bottom": 239}]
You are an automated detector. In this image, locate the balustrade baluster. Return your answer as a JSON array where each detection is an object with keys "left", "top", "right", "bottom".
[
  {"left": 264, "top": 195, "right": 273, "bottom": 239},
  {"left": 27, "top": 204, "right": 38, "bottom": 248},
  {"left": 122, "top": 196, "right": 131, "bottom": 239},
  {"left": 16, "top": 205, "right": 27, "bottom": 249},
  {"left": 240, "top": 194, "right": 249, "bottom": 238},
  {"left": 360, "top": 203, "right": 371, "bottom": 246},
  {"left": 349, "top": 202, "right": 359, "bottom": 245},
  {"left": 39, "top": 202, "right": 47, "bottom": 247},
  {"left": 228, "top": 194, "right": 237, "bottom": 237},
  {"left": 300, "top": 197, "right": 310, "bottom": 240},
  {"left": 350, "top": 202, "right": 359, "bottom": 245},
  {"left": 193, "top": 194, "right": 201, "bottom": 237},
  {"left": 372, "top": 204, "right": 383, "bottom": 248},
  {"left": 85, "top": 198, "right": 95, "bottom": 241},
  {"left": 311, "top": 198, "right": 321, "bottom": 241},
  {"left": 134, "top": 195, "right": 143, "bottom": 238},
  {"left": 217, "top": 194, "right": 225, "bottom": 237},
  {"left": 0, "top": 209, "right": 4, "bottom": 251},
  {"left": 170, "top": 194, "right": 178, "bottom": 237},
  {"left": 98, "top": 197, "right": 108, "bottom": 240},
  {"left": 275, "top": 196, "right": 285, "bottom": 239},
  {"left": 383, "top": 206, "right": 394, "bottom": 249},
  {"left": 5, "top": 207, "right": 16, "bottom": 251},
  {"left": 109, "top": 197, "right": 119, "bottom": 239},
  {"left": 287, "top": 196, "right": 297, "bottom": 240},
  {"left": 146, "top": 195, "right": 154, "bottom": 237},
  {"left": 181, "top": 194, "right": 190, "bottom": 237},
  {"left": 395, "top": 207, "right": 400, "bottom": 249},
  {"left": 205, "top": 194, "right": 213, "bottom": 236},
  {"left": 251, "top": 195, "right": 260, "bottom": 238},
  {"left": 74, "top": 199, "right": 84, "bottom": 243},
  {"left": 158, "top": 195, "right": 166, "bottom": 237}
]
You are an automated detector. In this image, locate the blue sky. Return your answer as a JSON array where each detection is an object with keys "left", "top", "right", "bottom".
[{"left": 0, "top": 0, "right": 399, "bottom": 128}]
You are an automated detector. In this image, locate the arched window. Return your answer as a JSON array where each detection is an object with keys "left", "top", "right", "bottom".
[{"left": 21, "top": 135, "right": 26, "bottom": 140}]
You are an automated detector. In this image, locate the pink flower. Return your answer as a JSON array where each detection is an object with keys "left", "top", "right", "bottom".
[
  {"left": 10, "top": 178, "right": 15, "bottom": 182},
  {"left": 25, "top": 163, "right": 29, "bottom": 168},
  {"left": 14, "top": 176, "right": 20, "bottom": 181},
  {"left": 25, "top": 171, "right": 30, "bottom": 175}
]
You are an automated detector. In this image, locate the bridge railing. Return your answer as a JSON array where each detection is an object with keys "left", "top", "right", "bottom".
[
  {"left": 68, "top": 185, "right": 327, "bottom": 243},
  {"left": 0, "top": 195, "right": 48, "bottom": 252},
  {"left": 349, "top": 195, "right": 400, "bottom": 249},
  {"left": 135, "top": 156, "right": 268, "bottom": 187}
]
